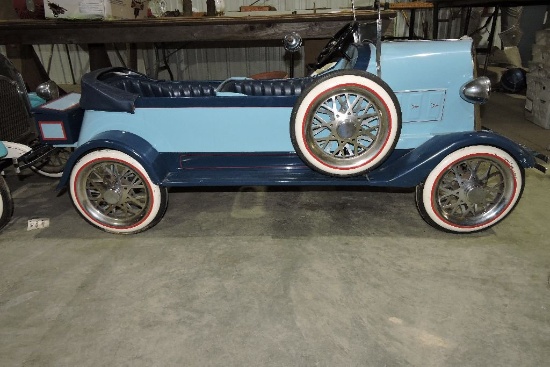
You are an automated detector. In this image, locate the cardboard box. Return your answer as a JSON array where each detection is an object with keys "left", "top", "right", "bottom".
[
  {"left": 532, "top": 44, "right": 550, "bottom": 67},
  {"left": 525, "top": 71, "right": 550, "bottom": 129},
  {"left": 44, "top": 0, "right": 148, "bottom": 20},
  {"left": 535, "top": 29, "right": 550, "bottom": 46}
]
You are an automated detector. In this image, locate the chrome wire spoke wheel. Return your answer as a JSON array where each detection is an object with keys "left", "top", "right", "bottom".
[
  {"left": 307, "top": 88, "right": 386, "bottom": 168},
  {"left": 435, "top": 157, "right": 512, "bottom": 226},
  {"left": 80, "top": 160, "right": 150, "bottom": 227},
  {"left": 291, "top": 70, "right": 401, "bottom": 177},
  {"left": 416, "top": 146, "right": 524, "bottom": 233},
  {"left": 70, "top": 149, "right": 168, "bottom": 234}
]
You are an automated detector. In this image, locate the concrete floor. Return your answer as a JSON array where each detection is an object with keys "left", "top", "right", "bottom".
[{"left": 1, "top": 92, "right": 549, "bottom": 366}]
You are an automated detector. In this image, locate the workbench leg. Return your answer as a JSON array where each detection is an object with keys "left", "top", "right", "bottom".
[
  {"left": 88, "top": 44, "right": 112, "bottom": 70},
  {"left": 432, "top": 4, "right": 439, "bottom": 39},
  {"left": 5, "top": 44, "right": 50, "bottom": 91},
  {"left": 127, "top": 43, "right": 138, "bottom": 71},
  {"left": 482, "top": 6, "right": 500, "bottom": 75},
  {"left": 409, "top": 9, "right": 416, "bottom": 40},
  {"left": 463, "top": 7, "right": 473, "bottom": 36}
]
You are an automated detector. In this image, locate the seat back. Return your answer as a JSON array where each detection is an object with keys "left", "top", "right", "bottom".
[
  {"left": 109, "top": 78, "right": 219, "bottom": 98},
  {"left": 218, "top": 78, "right": 314, "bottom": 96}
]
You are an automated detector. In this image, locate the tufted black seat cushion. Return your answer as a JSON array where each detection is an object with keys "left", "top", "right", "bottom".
[
  {"left": 108, "top": 78, "right": 219, "bottom": 98},
  {"left": 218, "top": 78, "right": 314, "bottom": 96},
  {"left": 80, "top": 67, "right": 316, "bottom": 112}
]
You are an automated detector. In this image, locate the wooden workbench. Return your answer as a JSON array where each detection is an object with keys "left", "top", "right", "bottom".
[
  {"left": 0, "top": 10, "right": 394, "bottom": 87},
  {"left": 1, "top": 11, "right": 393, "bottom": 45}
]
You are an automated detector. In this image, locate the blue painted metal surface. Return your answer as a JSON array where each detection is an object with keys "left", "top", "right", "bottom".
[
  {"left": 363, "top": 39, "right": 476, "bottom": 149},
  {"left": 59, "top": 130, "right": 536, "bottom": 190},
  {"left": 28, "top": 93, "right": 46, "bottom": 108},
  {"left": 77, "top": 107, "right": 296, "bottom": 153},
  {"left": 0, "top": 141, "right": 7, "bottom": 158},
  {"left": 57, "top": 131, "right": 168, "bottom": 189},
  {"left": 52, "top": 36, "right": 543, "bottom": 193},
  {"left": 75, "top": 40, "right": 476, "bottom": 155}
]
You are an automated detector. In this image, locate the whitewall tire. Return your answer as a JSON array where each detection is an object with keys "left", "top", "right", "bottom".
[
  {"left": 69, "top": 149, "right": 168, "bottom": 234},
  {"left": 291, "top": 70, "right": 401, "bottom": 177},
  {"left": 0, "top": 176, "right": 14, "bottom": 232},
  {"left": 416, "top": 145, "right": 524, "bottom": 233}
]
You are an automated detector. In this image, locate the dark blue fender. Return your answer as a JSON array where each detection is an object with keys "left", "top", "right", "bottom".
[
  {"left": 57, "top": 131, "right": 170, "bottom": 190},
  {"left": 58, "top": 130, "right": 537, "bottom": 190},
  {"left": 367, "top": 130, "right": 537, "bottom": 187}
]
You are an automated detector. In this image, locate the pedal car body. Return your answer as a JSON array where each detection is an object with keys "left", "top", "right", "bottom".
[{"left": 35, "top": 22, "right": 547, "bottom": 234}]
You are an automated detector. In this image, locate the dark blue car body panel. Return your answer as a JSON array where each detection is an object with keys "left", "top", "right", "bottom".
[{"left": 57, "top": 129, "right": 536, "bottom": 190}]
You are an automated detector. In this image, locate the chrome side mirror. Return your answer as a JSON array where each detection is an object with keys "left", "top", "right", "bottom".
[{"left": 36, "top": 81, "right": 60, "bottom": 101}]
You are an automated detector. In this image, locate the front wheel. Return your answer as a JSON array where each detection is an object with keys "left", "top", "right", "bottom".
[
  {"left": 0, "top": 175, "right": 14, "bottom": 232},
  {"left": 69, "top": 149, "right": 168, "bottom": 234},
  {"left": 415, "top": 145, "right": 524, "bottom": 233}
]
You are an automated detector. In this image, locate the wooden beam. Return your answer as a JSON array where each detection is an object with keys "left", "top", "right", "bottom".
[
  {"left": 0, "top": 2, "right": 50, "bottom": 90},
  {"left": 0, "top": 11, "right": 394, "bottom": 45},
  {"left": 4, "top": 44, "right": 50, "bottom": 90}
]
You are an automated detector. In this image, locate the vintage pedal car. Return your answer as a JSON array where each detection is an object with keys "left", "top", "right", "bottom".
[
  {"left": 35, "top": 22, "right": 547, "bottom": 234},
  {"left": 0, "top": 53, "right": 72, "bottom": 231},
  {"left": 0, "top": 141, "right": 14, "bottom": 231},
  {"left": 0, "top": 52, "right": 70, "bottom": 178}
]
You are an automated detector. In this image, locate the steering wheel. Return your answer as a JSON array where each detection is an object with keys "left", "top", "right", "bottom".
[{"left": 315, "top": 22, "right": 359, "bottom": 69}]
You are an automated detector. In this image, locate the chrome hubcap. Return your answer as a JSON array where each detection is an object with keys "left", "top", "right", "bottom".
[
  {"left": 465, "top": 185, "right": 488, "bottom": 205},
  {"left": 103, "top": 188, "right": 122, "bottom": 205},
  {"left": 335, "top": 114, "right": 359, "bottom": 139}
]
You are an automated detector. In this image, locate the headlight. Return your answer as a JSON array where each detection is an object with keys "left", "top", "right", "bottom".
[
  {"left": 35, "top": 80, "right": 60, "bottom": 101},
  {"left": 460, "top": 76, "right": 491, "bottom": 104}
]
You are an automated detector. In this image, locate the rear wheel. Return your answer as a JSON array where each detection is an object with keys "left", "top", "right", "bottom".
[
  {"left": 69, "top": 149, "right": 168, "bottom": 234},
  {"left": 0, "top": 175, "right": 14, "bottom": 231},
  {"left": 416, "top": 145, "right": 524, "bottom": 233}
]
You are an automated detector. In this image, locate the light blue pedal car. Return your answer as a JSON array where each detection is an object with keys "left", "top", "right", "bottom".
[{"left": 34, "top": 22, "right": 547, "bottom": 234}]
